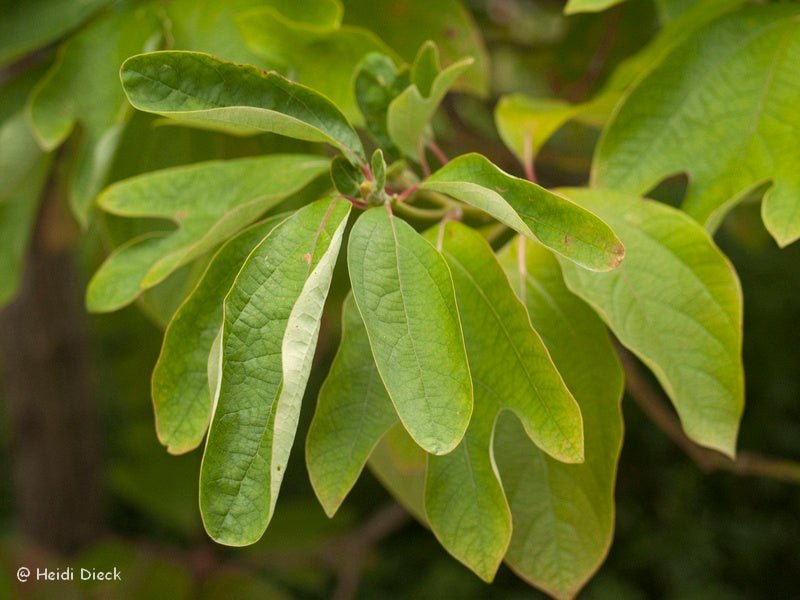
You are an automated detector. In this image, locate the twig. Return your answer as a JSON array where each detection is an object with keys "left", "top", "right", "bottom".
[
  {"left": 428, "top": 140, "right": 449, "bottom": 166},
  {"left": 522, "top": 131, "right": 536, "bottom": 183},
  {"left": 618, "top": 345, "right": 800, "bottom": 484}
]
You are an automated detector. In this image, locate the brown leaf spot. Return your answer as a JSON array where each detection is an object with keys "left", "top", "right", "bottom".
[
  {"left": 174, "top": 210, "right": 188, "bottom": 221},
  {"left": 302, "top": 252, "right": 312, "bottom": 264}
]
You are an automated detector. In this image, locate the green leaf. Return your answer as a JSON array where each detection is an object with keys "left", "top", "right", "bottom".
[
  {"left": 564, "top": 0, "right": 627, "bottom": 14},
  {"left": 330, "top": 155, "right": 363, "bottom": 198},
  {"left": 27, "top": 4, "right": 162, "bottom": 225},
  {"left": 410, "top": 41, "right": 439, "bottom": 97},
  {"left": 421, "top": 153, "right": 624, "bottom": 271},
  {"left": 87, "top": 154, "right": 329, "bottom": 313},
  {"left": 354, "top": 52, "right": 409, "bottom": 152},
  {"left": 593, "top": 4, "right": 800, "bottom": 246},
  {"left": 200, "top": 198, "right": 350, "bottom": 545},
  {"left": 387, "top": 45, "right": 473, "bottom": 159},
  {"left": 558, "top": 188, "right": 743, "bottom": 457},
  {"left": 306, "top": 295, "right": 397, "bottom": 516},
  {"left": 237, "top": 1, "right": 398, "bottom": 122},
  {"left": 371, "top": 149, "right": 386, "bottom": 191},
  {"left": 0, "top": 0, "right": 112, "bottom": 67},
  {"left": 347, "top": 206, "right": 472, "bottom": 454},
  {"left": 496, "top": 0, "right": 744, "bottom": 165},
  {"left": 424, "top": 222, "right": 584, "bottom": 582},
  {"left": 341, "top": 0, "right": 490, "bottom": 97},
  {"left": 497, "top": 236, "right": 624, "bottom": 600},
  {"left": 152, "top": 216, "right": 287, "bottom": 455},
  {"left": 120, "top": 51, "right": 365, "bottom": 164}
]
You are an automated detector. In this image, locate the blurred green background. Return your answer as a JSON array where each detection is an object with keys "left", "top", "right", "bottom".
[{"left": 1, "top": 1, "right": 798, "bottom": 598}]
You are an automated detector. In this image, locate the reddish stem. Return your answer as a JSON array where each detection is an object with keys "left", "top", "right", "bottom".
[{"left": 428, "top": 140, "right": 449, "bottom": 166}]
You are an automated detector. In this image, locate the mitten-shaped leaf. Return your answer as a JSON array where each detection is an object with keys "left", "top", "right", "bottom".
[
  {"left": 558, "top": 188, "right": 744, "bottom": 457},
  {"left": 87, "top": 154, "right": 328, "bottom": 312},
  {"left": 120, "top": 51, "right": 365, "bottom": 163},
  {"left": 422, "top": 153, "right": 624, "bottom": 271},
  {"left": 199, "top": 198, "right": 350, "bottom": 545},
  {"left": 593, "top": 4, "right": 800, "bottom": 246},
  {"left": 424, "top": 222, "right": 583, "bottom": 582},
  {"left": 347, "top": 206, "right": 472, "bottom": 455},
  {"left": 387, "top": 42, "right": 473, "bottom": 158}
]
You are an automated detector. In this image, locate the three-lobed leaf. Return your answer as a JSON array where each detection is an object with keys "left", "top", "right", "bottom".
[
  {"left": 593, "top": 4, "right": 800, "bottom": 246},
  {"left": 558, "top": 188, "right": 744, "bottom": 457},
  {"left": 120, "top": 51, "right": 366, "bottom": 164},
  {"left": 87, "top": 154, "right": 329, "bottom": 312},
  {"left": 200, "top": 197, "right": 350, "bottom": 545},
  {"left": 421, "top": 153, "right": 624, "bottom": 271},
  {"left": 347, "top": 206, "right": 472, "bottom": 455}
]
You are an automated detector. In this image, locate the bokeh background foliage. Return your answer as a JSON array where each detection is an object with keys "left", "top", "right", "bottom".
[{"left": 0, "top": 0, "right": 798, "bottom": 598}]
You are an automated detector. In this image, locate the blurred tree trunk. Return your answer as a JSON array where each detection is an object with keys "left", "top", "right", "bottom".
[{"left": 0, "top": 178, "right": 104, "bottom": 553}]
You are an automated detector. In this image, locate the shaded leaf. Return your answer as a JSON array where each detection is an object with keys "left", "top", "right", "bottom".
[
  {"left": 421, "top": 153, "right": 624, "bottom": 271},
  {"left": 120, "top": 51, "right": 365, "bottom": 163},
  {"left": 87, "top": 154, "right": 328, "bottom": 312},
  {"left": 354, "top": 52, "right": 409, "bottom": 152},
  {"left": 558, "top": 188, "right": 743, "bottom": 457},
  {"left": 152, "top": 216, "right": 287, "bottom": 455},
  {"left": 306, "top": 295, "right": 397, "bottom": 516},
  {"left": 347, "top": 206, "right": 472, "bottom": 455},
  {"left": 496, "top": 236, "right": 623, "bottom": 600},
  {"left": 200, "top": 198, "right": 350, "bottom": 545},
  {"left": 593, "top": 4, "right": 800, "bottom": 245}
]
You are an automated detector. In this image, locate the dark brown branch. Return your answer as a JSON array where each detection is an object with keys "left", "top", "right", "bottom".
[{"left": 618, "top": 346, "right": 800, "bottom": 484}]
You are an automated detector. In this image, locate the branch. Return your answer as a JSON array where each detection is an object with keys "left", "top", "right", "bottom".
[{"left": 618, "top": 345, "right": 800, "bottom": 484}]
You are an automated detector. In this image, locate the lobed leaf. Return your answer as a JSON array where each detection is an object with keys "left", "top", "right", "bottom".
[
  {"left": 200, "top": 198, "right": 350, "bottom": 545},
  {"left": 152, "top": 216, "right": 287, "bottom": 455},
  {"left": 497, "top": 236, "right": 624, "bottom": 600},
  {"left": 120, "top": 51, "right": 365, "bottom": 163},
  {"left": 421, "top": 153, "right": 624, "bottom": 271},
  {"left": 593, "top": 4, "right": 800, "bottom": 246},
  {"left": 86, "top": 154, "right": 329, "bottom": 312},
  {"left": 387, "top": 43, "right": 473, "bottom": 158},
  {"left": 558, "top": 188, "right": 744, "bottom": 457},
  {"left": 424, "top": 222, "right": 584, "bottom": 582},
  {"left": 347, "top": 206, "right": 472, "bottom": 455}
]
